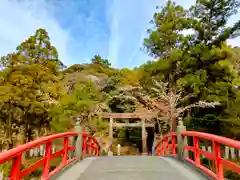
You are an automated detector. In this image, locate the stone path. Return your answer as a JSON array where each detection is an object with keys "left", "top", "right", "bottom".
[{"left": 56, "top": 156, "right": 212, "bottom": 180}]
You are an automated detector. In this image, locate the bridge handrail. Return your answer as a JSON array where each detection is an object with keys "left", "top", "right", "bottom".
[
  {"left": 182, "top": 131, "right": 240, "bottom": 179},
  {"left": 0, "top": 132, "right": 77, "bottom": 163},
  {"left": 0, "top": 132, "right": 100, "bottom": 180},
  {"left": 182, "top": 131, "right": 240, "bottom": 149},
  {"left": 155, "top": 131, "right": 240, "bottom": 180}
]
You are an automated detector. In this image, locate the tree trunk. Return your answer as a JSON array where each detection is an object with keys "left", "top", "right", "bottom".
[
  {"left": 7, "top": 106, "right": 13, "bottom": 149},
  {"left": 27, "top": 126, "right": 32, "bottom": 142},
  {"left": 24, "top": 117, "right": 28, "bottom": 143},
  {"left": 157, "top": 119, "right": 162, "bottom": 134},
  {"left": 17, "top": 125, "right": 25, "bottom": 162},
  {"left": 171, "top": 116, "right": 177, "bottom": 132}
]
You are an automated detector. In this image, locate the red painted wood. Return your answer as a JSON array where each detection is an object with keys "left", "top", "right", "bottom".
[
  {"left": 165, "top": 137, "right": 169, "bottom": 155},
  {"left": 10, "top": 154, "right": 22, "bottom": 180},
  {"left": 0, "top": 132, "right": 100, "bottom": 180},
  {"left": 61, "top": 137, "right": 69, "bottom": 166},
  {"left": 82, "top": 135, "right": 87, "bottom": 157},
  {"left": 161, "top": 140, "right": 165, "bottom": 155},
  {"left": 155, "top": 131, "right": 240, "bottom": 180},
  {"left": 182, "top": 131, "right": 240, "bottom": 149},
  {"left": 221, "top": 158, "right": 240, "bottom": 174},
  {"left": 199, "top": 149, "right": 214, "bottom": 160},
  {"left": 172, "top": 136, "right": 176, "bottom": 155},
  {"left": 20, "top": 157, "right": 45, "bottom": 178},
  {"left": 88, "top": 136, "right": 92, "bottom": 155},
  {"left": 0, "top": 132, "right": 78, "bottom": 163},
  {"left": 213, "top": 142, "right": 224, "bottom": 179},
  {"left": 182, "top": 131, "right": 240, "bottom": 179},
  {"left": 3, "top": 128, "right": 240, "bottom": 180},
  {"left": 42, "top": 142, "right": 52, "bottom": 179},
  {"left": 184, "top": 157, "right": 218, "bottom": 179},
  {"left": 193, "top": 137, "right": 200, "bottom": 167}
]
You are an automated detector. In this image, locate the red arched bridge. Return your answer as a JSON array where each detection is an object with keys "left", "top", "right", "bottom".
[{"left": 0, "top": 124, "right": 240, "bottom": 180}]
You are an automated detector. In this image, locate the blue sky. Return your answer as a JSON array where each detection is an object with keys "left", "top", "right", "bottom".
[{"left": 0, "top": 0, "right": 239, "bottom": 68}]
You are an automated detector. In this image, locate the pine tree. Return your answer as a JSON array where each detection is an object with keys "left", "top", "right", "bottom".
[
  {"left": 142, "top": 0, "right": 240, "bottom": 134},
  {"left": 0, "top": 28, "right": 66, "bottom": 149},
  {"left": 16, "top": 28, "right": 65, "bottom": 71},
  {"left": 144, "top": 0, "right": 191, "bottom": 58},
  {"left": 190, "top": 0, "right": 240, "bottom": 46}
]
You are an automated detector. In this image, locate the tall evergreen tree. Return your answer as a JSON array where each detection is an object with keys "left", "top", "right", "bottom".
[
  {"left": 16, "top": 28, "right": 65, "bottom": 71},
  {"left": 143, "top": 0, "right": 240, "bottom": 133},
  {"left": 0, "top": 28, "right": 66, "bottom": 149},
  {"left": 144, "top": 0, "right": 191, "bottom": 58},
  {"left": 190, "top": 0, "right": 240, "bottom": 46}
]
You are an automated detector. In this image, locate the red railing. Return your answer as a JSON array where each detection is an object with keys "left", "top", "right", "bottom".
[
  {"left": 0, "top": 132, "right": 100, "bottom": 180},
  {"left": 155, "top": 132, "right": 177, "bottom": 157},
  {"left": 155, "top": 131, "right": 240, "bottom": 180}
]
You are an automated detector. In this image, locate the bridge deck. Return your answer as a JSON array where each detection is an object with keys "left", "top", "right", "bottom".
[{"left": 56, "top": 156, "right": 211, "bottom": 180}]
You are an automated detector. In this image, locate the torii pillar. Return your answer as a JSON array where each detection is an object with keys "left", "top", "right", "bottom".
[
  {"left": 141, "top": 118, "right": 147, "bottom": 155},
  {"left": 108, "top": 117, "right": 113, "bottom": 156}
]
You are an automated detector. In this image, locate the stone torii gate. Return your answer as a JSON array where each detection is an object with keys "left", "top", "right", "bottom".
[{"left": 99, "top": 112, "right": 158, "bottom": 155}]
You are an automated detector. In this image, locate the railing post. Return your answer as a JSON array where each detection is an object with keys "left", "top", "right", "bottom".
[
  {"left": 213, "top": 142, "right": 224, "bottom": 179},
  {"left": 165, "top": 137, "right": 169, "bottom": 155},
  {"left": 177, "top": 120, "right": 188, "bottom": 160},
  {"left": 161, "top": 140, "right": 165, "bottom": 155},
  {"left": 62, "top": 137, "right": 69, "bottom": 166},
  {"left": 10, "top": 154, "right": 22, "bottom": 180},
  {"left": 88, "top": 136, "right": 92, "bottom": 156},
  {"left": 42, "top": 142, "right": 52, "bottom": 179},
  {"left": 75, "top": 117, "right": 83, "bottom": 160},
  {"left": 193, "top": 137, "right": 200, "bottom": 166},
  {"left": 82, "top": 134, "right": 87, "bottom": 157}
]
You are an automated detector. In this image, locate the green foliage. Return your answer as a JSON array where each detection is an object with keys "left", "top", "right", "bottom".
[
  {"left": 0, "top": 0, "right": 240, "bottom": 165},
  {"left": 142, "top": 0, "right": 240, "bottom": 135},
  {"left": 88, "top": 117, "right": 109, "bottom": 136},
  {"left": 91, "top": 55, "right": 111, "bottom": 68},
  {"left": 50, "top": 82, "right": 103, "bottom": 132},
  {"left": 62, "top": 64, "right": 85, "bottom": 74},
  {"left": 0, "top": 162, "right": 11, "bottom": 177},
  {"left": 0, "top": 28, "right": 65, "bottom": 149},
  {"left": 15, "top": 28, "right": 66, "bottom": 71},
  {"left": 190, "top": 0, "right": 240, "bottom": 46},
  {"left": 221, "top": 94, "right": 240, "bottom": 139},
  {"left": 118, "top": 68, "right": 141, "bottom": 86},
  {"left": 144, "top": 0, "right": 190, "bottom": 58}
]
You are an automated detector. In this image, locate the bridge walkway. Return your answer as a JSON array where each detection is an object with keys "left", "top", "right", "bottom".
[{"left": 55, "top": 156, "right": 211, "bottom": 180}]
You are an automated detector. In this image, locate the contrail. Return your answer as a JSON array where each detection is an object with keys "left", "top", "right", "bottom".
[
  {"left": 107, "top": 0, "right": 119, "bottom": 67},
  {"left": 127, "top": 31, "right": 146, "bottom": 64},
  {"left": 108, "top": 16, "right": 119, "bottom": 67}
]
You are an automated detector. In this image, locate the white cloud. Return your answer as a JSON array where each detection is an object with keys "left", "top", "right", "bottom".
[
  {"left": 0, "top": 0, "right": 71, "bottom": 65},
  {"left": 106, "top": 0, "right": 160, "bottom": 68}
]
